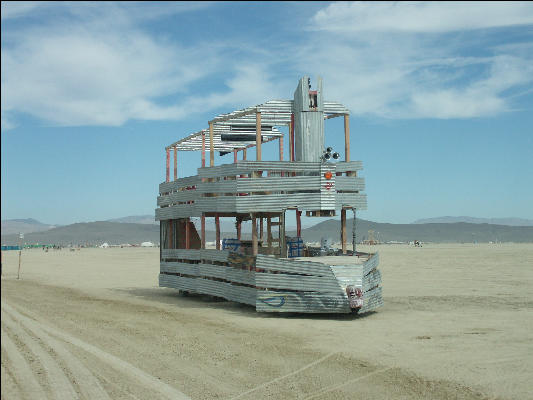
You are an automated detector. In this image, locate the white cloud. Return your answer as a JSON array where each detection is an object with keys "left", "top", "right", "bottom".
[
  {"left": 1, "top": 2, "right": 220, "bottom": 130},
  {"left": 313, "top": 1, "right": 533, "bottom": 33},
  {"left": 297, "top": 2, "right": 533, "bottom": 119}
]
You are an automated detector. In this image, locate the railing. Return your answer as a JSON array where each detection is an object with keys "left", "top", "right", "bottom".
[{"left": 156, "top": 161, "right": 366, "bottom": 220}]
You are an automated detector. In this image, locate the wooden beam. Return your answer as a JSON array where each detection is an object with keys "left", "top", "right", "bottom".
[
  {"left": 341, "top": 209, "right": 347, "bottom": 254},
  {"left": 289, "top": 114, "right": 295, "bottom": 162},
  {"left": 233, "top": 149, "right": 238, "bottom": 163},
  {"left": 260, "top": 218, "right": 264, "bottom": 242},
  {"left": 237, "top": 218, "right": 241, "bottom": 240},
  {"left": 256, "top": 111, "right": 262, "bottom": 161},
  {"left": 279, "top": 135, "right": 284, "bottom": 161},
  {"left": 344, "top": 114, "right": 350, "bottom": 162},
  {"left": 185, "top": 218, "right": 190, "bottom": 249},
  {"left": 296, "top": 210, "right": 302, "bottom": 237},
  {"left": 267, "top": 217, "right": 272, "bottom": 248},
  {"left": 201, "top": 133, "right": 206, "bottom": 168},
  {"left": 243, "top": 148, "right": 247, "bottom": 160},
  {"left": 279, "top": 212, "right": 286, "bottom": 258},
  {"left": 168, "top": 220, "right": 173, "bottom": 249},
  {"left": 173, "top": 147, "right": 178, "bottom": 181},
  {"left": 215, "top": 214, "right": 220, "bottom": 250},
  {"left": 325, "top": 114, "right": 343, "bottom": 119},
  {"left": 252, "top": 214, "right": 258, "bottom": 256},
  {"left": 165, "top": 149, "right": 170, "bottom": 182},
  {"left": 209, "top": 122, "right": 215, "bottom": 167},
  {"left": 201, "top": 214, "right": 206, "bottom": 249}
]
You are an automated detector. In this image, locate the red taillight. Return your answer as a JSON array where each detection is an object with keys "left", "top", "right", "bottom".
[{"left": 324, "top": 171, "right": 332, "bottom": 180}]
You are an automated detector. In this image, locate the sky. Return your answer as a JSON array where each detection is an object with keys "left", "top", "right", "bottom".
[{"left": 1, "top": 1, "right": 533, "bottom": 225}]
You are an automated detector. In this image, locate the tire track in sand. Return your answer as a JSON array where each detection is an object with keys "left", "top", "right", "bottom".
[
  {"left": 2, "top": 304, "right": 111, "bottom": 400},
  {"left": 2, "top": 311, "right": 79, "bottom": 400},
  {"left": 1, "top": 326, "right": 45, "bottom": 400},
  {"left": 3, "top": 301, "right": 191, "bottom": 400}
]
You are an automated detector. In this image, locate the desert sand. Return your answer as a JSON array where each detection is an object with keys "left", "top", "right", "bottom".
[{"left": 1, "top": 243, "right": 532, "bottom": 399}]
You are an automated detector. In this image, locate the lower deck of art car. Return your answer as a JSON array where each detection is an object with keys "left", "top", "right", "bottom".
[{"left": 158, "top": 248, "right": 382, "bottom": 314}]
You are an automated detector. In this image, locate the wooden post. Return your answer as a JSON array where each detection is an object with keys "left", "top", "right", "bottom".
[
  {"left": 243, "top": 148, "right": 247, "bottom": 160},
  {"left": 279, "top": 136, "right": 284, "bottom": 161},
  {"left": 341, "top": 208, "right": 347, "bottom": 254},
  {"left": 279, "top": 212, "right": 286, "bottom": 258},
  {"left": 344, "top": 114, "right": 350, "bottom": 162},
  {"left": 296, "top": 210, "right": 302, "bottom": 237},
  {"left": 201, "top": 133, "right": 206, "bottom": 168},
  {"left": 173, "top": 147, "right": 178, "bottom": 180},
  {"left": 201, "top": 214, "right": 206, "bottom": 249},
  {"left": 237, "top": 218, "right": 241, "bottom": 240},
  {"left": 252, "top": 215, "right": 258, "bottom": 256},
  {"left": 165, "top": 149, "right": 170, "bottom": 182},
  {"left": 209, "top": 122, "right": 215, "bottom": 167},
  {"left": 290, "top": 113, "right": 295, "bottom": 162},
  {"left": 260, "top": 218, "right": 264, "bottom": 242},
  {"left": 168, "top": 220, "right": 173, "bottom": 249},
  {"left": 185, "top": 218, "right": 190, "bottom": 249},
  {"left": 215, "top": 214, "right": 221, "bottom": 250},
  {"left": 234, "top": 149, "right": 238, "bottom": 163},
  {"left": 353, "top": 209, "right": 357, "bottom": 254},
  {"left": 256, "top": 111, "right": 262, "bottom": 161},
  {"left": 267, "top": 216, "right": 272, "bottom": 248}
]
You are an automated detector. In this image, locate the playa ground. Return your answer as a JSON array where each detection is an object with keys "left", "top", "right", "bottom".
[{"left": 1, "top": 243, "right": 532, "bottom": 399}]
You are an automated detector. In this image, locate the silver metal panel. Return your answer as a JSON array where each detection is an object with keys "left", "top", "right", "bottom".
[
  {"left": 159, "top": 176, "right": 201, "bottom": 194},
  {"left": 157, "top": 191, "right": 199, "bottom": 206},
  {"left": 256, "top": 291, "right": 350, "bottom": 313},
  {"left": 255, "top": 255, "right": 335, "bottom": 277},
  {"left": 161, "top": 249, "right": 229, "bottom": 262},
  {"left": 160, "top": 262, "right": 198, "bottom": 276},
  {"left": 256, "top": 272, "right": 342, "bottom": 293},
  {"left": 335, "top": 176, "right": 365, "bottom": 192},
  {"left": 226, "top": 268, "right": 255, "bottom": 285},
  {"left": 335, "top": 161, "right": 363, "bottom": 173}
]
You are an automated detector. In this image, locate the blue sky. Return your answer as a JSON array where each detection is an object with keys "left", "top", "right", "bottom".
[{"left": 2, "top": 1, "right": 533, "bottom": 225}]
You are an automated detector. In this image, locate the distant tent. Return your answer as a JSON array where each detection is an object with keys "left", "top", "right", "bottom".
[
  {"left": 100, "top": 242, "right": 109, "bottom": 248},
  {"left": 141, "top": 241, "right": 154, "bottom": 247}
]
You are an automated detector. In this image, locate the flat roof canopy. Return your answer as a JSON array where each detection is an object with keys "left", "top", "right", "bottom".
[{"left": 166, "top": 99, "right": 350, "bottom": 151}]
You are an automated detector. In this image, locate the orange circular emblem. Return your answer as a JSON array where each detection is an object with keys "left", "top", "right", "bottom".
[{"left": 324, "top": 171, "right": 333, "bottom": 180}]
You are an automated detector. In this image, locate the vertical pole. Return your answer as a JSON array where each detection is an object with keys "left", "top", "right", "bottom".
[
  {"left": 209, "top": 122, "right": 215, "bottom": 167},
  {"left": 201, "top": 214, "right": 206, "bottom": 249},
  {"left": 17, "top": 235, "right": 22, "bottom": 280},
  {"left": 168, "top": 220, "right": 173, "bottom": 249},
  {"left": 341, "top": 208, "right": 347, "bottom": 254},
  {"left": 252, "top": 214, "right": 258, "bottom": 256},
  {"left": 185, "top": 218, "right": 190, "bottom": 249},
  {"left": 234, "top": 149, "right": 238, "bottom": 163},
  {"left": 256, "top": 111, "right": 262, "bottom": 161},
  {"left": 296, "top": 210, "right": 302, "bottom": 237},
  {"left": 279, "top": 212, "right": 286, "bottom": 258},
  {"left": 165, "top": 149, "right": 170, "bottom": 182},
  {"left": 353, "top": 209, "right": 357, "bottom": 255},
  {"left": 344, "top": 114, "right": 350, "bottom": 162},
  {"left": 215, "top": 214, "right": 220, "bottom": 250},
  {"left": 260, "top": 217, "right": 264, "bottom": 243},
  {"left": 279, "top": 136, "right": 284, "bottom": 161},
  {"left": 267, "top": 216, "right": 272, "bottom": 248},
  {"left": 243, "top": 148, "right": 247, "bottom": 160},
  {"left": 290, "top": 113, "right": 295, "bottom": 162},
  {"left": 173, "top": 147, "right": 177, "bottom": 181},
  {"left": 237, "top": 218, "right": 242, "bottom": 240},
  {"left": 201, "top": 133, "right": 206, "bottom": 168}
]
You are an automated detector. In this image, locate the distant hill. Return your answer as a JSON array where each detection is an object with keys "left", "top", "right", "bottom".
[
  {"left": 2, "top": 218, "right": 532, "bottom": 246},
  {"left": 300, "top": 218, "right": 533, "bottom": 243},
  {"left": 1, "top": 221, "right": 160, "bottom": 246},
  {"left": 412, "top": 216, "right": 533, "bottom": 227},
  {"left": 1, "top": 218, "right": 59, "bottom": 235},
  {"left": 107, "top": 215, "right": 158, "bottom": 225}
]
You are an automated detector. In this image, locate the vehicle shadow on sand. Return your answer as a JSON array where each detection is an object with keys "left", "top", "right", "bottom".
[{"left": 114, "top": 287, "right": 376, "bottom": 321}]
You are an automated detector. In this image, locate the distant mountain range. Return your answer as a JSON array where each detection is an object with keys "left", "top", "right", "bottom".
[
  {"left": 1, "top": 218, "right": 60, "bottom": 235},
  {"left": 107, "top": 215, "right": 158, "bottom": 225},
  {"left": 2, "top": 217, "right": 532, "bottom": 245},
  {"left": 412, "top": 216, "right": 533, "bottom": 226}
]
